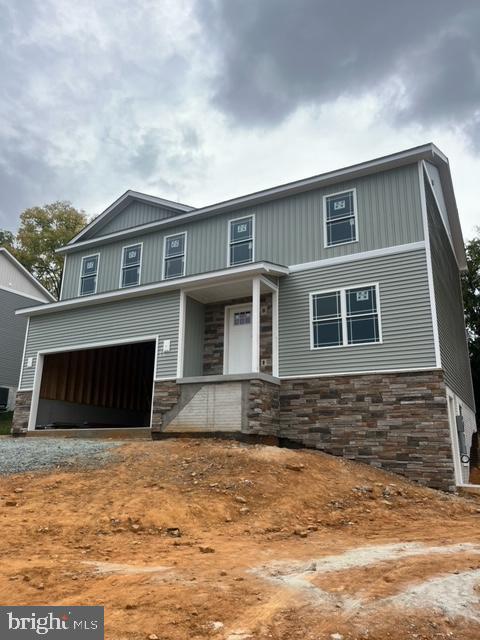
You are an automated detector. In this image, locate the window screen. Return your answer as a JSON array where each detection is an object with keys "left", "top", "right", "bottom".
[
  {"left": 325, "top": 191, "right": 357, "bottom": 246},
  {"left": 164, "top": 233, "right": 186, "bottom": 279},
  {"left": 121, "top": 244, "right": 142, "bottom": 288},
  {"left": 229, "top": 217, "right": 253, "bottom": 265}
]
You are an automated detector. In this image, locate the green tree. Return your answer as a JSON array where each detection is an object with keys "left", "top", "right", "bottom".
[
  {"left": 462, "top": 229, "right": 480, "bottom": 411},
  {"left": 0, "top": 229, "right": 15, "bottom": 250},
  {"left": 1, "top": 202, "right": 86, "bottom": 299}
]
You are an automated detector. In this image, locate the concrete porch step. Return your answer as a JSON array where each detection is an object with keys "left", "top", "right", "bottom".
[{"left": 25, "top": 427, "right": 151, "bottom": 440}]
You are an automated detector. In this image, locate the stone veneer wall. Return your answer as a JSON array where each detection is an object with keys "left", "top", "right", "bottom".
[
  {"left": 244, "top": 379, "right": 280, "bottom": 436},
  {"left": 11, "top": 390, "right": 32, "bottom": 434},
  {"left": 203, "top": 294, "right": 272, "bottom": 375},
  {"left": 150, "top": 381, "right": 181, "bottom": 433},
  {"left": 279, "top": 370, "right": 456, "bottom": 491}
]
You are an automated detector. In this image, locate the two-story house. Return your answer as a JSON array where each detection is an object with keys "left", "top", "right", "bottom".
[
  {"left": 12, "top": 144, "right": 475, "bottom": 491},
  {"left": 0, "top": 248, "right": 53, "bottom": 409}
]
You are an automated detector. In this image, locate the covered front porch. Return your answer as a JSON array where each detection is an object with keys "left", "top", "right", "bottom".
[
  {"left": 178, "top": 273, "right": 280, "bottom": 380},
  {"left": 152, "top": 270, "right": 283, "bottom": 436}
]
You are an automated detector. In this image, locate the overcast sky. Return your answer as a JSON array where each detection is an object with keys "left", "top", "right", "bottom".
[{"left": 0, "top": 0, "right": 479, "bottom": 238}]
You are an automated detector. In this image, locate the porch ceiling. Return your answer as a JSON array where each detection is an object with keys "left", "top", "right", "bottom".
[{"left": 185, "top": 277, "right": 274, "bottom": 303}]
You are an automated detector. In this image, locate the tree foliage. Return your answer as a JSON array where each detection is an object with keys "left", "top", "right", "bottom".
[
  {"left": 462, "top": 229, "right": 480, "bottom": 410},
  {"left": 0, "top": 202, "right": 87, "bottom": 299}
]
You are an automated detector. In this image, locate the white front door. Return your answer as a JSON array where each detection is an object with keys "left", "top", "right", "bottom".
[{"left": 225, "top": 304, "right": 252, "bottom": 374}]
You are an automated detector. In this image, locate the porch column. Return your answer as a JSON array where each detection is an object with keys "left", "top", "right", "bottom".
[{"left": 251, "top": 277, "right": 261, "bottom": 373}]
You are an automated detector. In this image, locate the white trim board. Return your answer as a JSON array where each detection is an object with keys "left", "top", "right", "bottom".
[
  {"left": 17, "top": 261, "right": 289, "bottom": 317},
  {"left": 0, "top": 285, "right": 51, "bottom": 304},
  {"left": 289, "top": 241, "right": 426, "bottom": 273},
  {"left": 0, "top": 247, "right": 55, "bottom": 302},
  {"left": 279, "top": 366, "right": 442, "bottom": 380},
  {"left": 418, "top": 161, "right": 441, "bottom": 368}
]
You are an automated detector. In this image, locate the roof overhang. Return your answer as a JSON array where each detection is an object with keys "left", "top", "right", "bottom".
[
  {"left": 0, "top": 248, "right": 55, "bottom": 302},
  {"left": 57, "top": 143, "right": 466, "bottom": 263},
  {"left": 16, "top": 261, "right": 288, "bottom": 317}
]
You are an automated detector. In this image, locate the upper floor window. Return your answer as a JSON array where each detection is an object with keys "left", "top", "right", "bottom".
[
  {"left": 163, "top": 232, "right": 186, "bottom": 279},
  {"left": 310, "top": 283, "right": 381, "bottom": 349},
  {"left": 79, "top": 254, "right": 99, "bottom": 296},
  {"left": 324, "top": 190, "right": 358, "bottom": 247},
  {"left": 229, "top": 216, "right": 254, "bottom": 266},
  {"left": 121, "top": 243, "right": 142, "bottom": 288}
]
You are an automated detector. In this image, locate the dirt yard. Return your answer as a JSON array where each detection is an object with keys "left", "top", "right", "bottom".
[{"left": 1, "top": 438, "right": 480, "bottom": 640}]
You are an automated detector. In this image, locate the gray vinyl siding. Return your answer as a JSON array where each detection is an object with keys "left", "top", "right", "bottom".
[
  {"left": 95, "top": 202, "right": 182, "bottom": 237},
  {"left": 183, "top": 298, "right": 205, "bottom": 377},
  {"left": 20, "top": 292, "right": 180, "bottom": 389},
  {"left": 0, "top": 290, "right": 33, "bottom": 387},
  {"left": 426, "top": 179, "right": 475, "bottom": 410},
  {"left": 278, "top": 249, "right": 436, "bottom": 377},
  {"left": 61, "top": 164, "right": 424, "bottom": 299}
]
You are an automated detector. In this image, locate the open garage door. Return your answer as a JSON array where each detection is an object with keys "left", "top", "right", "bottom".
[{"left": 35, "top": 341, "right": 155, "bottom": 429}]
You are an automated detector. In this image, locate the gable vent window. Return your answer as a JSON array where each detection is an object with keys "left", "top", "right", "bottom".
[
  {"left": 121, "top": 243, "right": 142, "bottom": 288},
  {"left": 229, "top": 216, "right": 254, "bottom": 266},
  {"left": 163, "top": 232, "right": 186, "bottom": 279},
  {"left": 324, "top": 190, "right": 358, "bottom": 247},
  {"left": 79, "top": 254, "right": 99, "bottom": 296},
  {"left": 310, "top": 284, "right": 381, "bottom": 349}
]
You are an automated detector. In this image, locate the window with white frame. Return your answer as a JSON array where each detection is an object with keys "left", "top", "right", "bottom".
[
  {"left": 324, "top": 190, "right": 357, "bottom": 247},
  {"left": 79, "top": 254, "right": 99, "bottom": 296},
  {"left": 311, "top": 284, "right": 380, "bottom": 349},
  {"left": 164, "top": 232, "right": 186, "bottom": 279},
  {"left": 121, "top": 243, "right": 142, "bottom": 288},
  {"left": 229, "top": 216, "right": 253, "bottom": 265}
]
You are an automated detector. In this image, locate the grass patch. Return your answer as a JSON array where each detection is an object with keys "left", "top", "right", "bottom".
[{"left": 0, "top": 412, "right": 13, "bottom": 435}]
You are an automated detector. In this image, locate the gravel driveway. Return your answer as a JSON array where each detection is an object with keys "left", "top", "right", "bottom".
[{"left": 0, "top": 438, "right": 121, "bottom": 475}]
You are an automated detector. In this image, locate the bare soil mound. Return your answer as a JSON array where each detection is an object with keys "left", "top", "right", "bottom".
[{"left": 1, "top": 438, "right": 479, "bottom": 639}]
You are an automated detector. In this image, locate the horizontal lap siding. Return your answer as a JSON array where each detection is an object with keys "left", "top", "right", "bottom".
[
  {"left": 20, "top": 291, "right": 180, "bottom": 389},
  {"left": 426, "top": 180, "right": 475, "bottom": 410},
  {"left": 61, "top": 164, "right": 424, "bottom": 300},
  {"left": 279, "top": 249, "right": 436, "bottom": 376}
]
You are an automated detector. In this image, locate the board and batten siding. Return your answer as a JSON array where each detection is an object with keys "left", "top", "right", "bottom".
[
  {"left": 61, "top": 164, "right": 424, "bottom": 300},
  {"left": 0, "top": 290, "right": 33, "bottom": 388},
  {"left": 19, "top": 291, "right": 180, "bottom": 389},
  {"left": 425, "top": 177, "right": 475, "bottom": 410},
  {"left": 93, "top": 201, "right": 183, "bottom": 238},
  {"left": 278, "top": 248, "right": 436, "bottom": 377}
]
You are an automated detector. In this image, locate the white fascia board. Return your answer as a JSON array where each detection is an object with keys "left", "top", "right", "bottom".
[
  {"left": 68, "top": 190, "right": 195, "bottom": 245},
  {"left": 0, "top": 248, "right": 55, "bottom": 302},
  {"left": 58, "top": 144, "right": 440, "bottom": 255},
  {"left": 16, "top": 261, "right": 289, "bottom": 317}
]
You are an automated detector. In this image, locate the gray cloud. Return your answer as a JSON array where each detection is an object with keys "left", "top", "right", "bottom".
[{"left": 197, "top": 0, "right": 480, "bottom": 135}]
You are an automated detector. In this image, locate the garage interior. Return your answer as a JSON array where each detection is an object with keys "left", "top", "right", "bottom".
[{"left": 35, "top": 341, "right": 155, "bottom": 429}]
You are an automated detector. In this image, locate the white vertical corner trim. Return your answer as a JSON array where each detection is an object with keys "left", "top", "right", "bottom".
[
  {"left": 251, "top": 277, "right": 261, "bottom": 372},
  {"left": 177, "top": 290, "right": 186, "bottom": 378},
  {"left": 418, "top": 160, "right": 441, "bottom": 368},
  {"left": 272, "top": 288, "right": 279, "bottom": 377},
  {"left": 59, "top": 254, "right": 67, "bottom": 301},
  {"left": 149, "top": 335, "right": 160, "bottom": 429},
  {"left": 28, "top": 353, "right": 44, "bottom": 431},
  {"left": 18, "top": 317, "right": 30, "bottom": 389}
]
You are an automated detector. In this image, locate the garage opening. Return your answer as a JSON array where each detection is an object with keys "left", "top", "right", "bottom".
[{"left": 35, "top": 341, "right": 155, "bottom": 429}]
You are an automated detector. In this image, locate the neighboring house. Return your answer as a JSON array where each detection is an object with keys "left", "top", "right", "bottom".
[
  {"left": 12, "top": 143, "right": 475, "bottom": 491},
  {"left": 0, "top": 248, "right": 54, "bottom": 409}
]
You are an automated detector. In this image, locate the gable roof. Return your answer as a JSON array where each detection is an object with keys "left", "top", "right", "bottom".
[
  {"left": 68, "top": 190, "right": 195, "bottom": 244},
  {"left": 58, "top": 143, "right": 466, "bottom": 269},
  {"left": 0, "top": 248, "right": 55, "bottom": 302}
]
